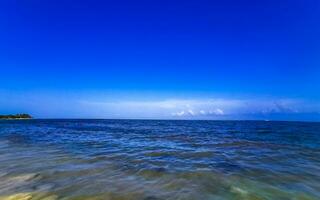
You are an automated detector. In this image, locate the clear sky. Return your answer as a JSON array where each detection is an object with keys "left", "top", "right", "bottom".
[{"left": 1, "top": 0, "right": 320, "bottom": 120}]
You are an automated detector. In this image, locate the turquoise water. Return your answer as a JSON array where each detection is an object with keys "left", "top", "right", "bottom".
[{"left": 0, "top": 120, "right": 319, "bottom": 199}]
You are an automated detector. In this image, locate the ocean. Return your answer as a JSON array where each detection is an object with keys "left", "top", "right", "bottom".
[{"left": 0, "top": 119, "right": 319, "bottom": 200}]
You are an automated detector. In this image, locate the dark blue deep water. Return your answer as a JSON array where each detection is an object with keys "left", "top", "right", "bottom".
[{"left": 0, "top": 120, "right": 320, "bottom": 199}]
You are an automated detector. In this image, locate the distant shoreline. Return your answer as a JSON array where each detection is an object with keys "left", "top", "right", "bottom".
[
  {"left": 0, "top": 118, "right": 32, "bottom": 120},
  {"left": 0, "top": 114, "right": 32, "bottom": 120}
]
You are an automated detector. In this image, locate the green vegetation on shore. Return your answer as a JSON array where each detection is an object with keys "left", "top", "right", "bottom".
[{"left": 0, "top": 114, "right": 32, "bottom": 119}]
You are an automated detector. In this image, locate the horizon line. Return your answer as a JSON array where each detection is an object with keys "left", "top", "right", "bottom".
[{"left": 9, "top": 118, "right": 320, "bottom": 123}]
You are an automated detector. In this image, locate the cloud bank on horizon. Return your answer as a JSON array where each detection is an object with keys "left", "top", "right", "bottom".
[
  {"left": 2, "top": 91, "right": 318, "bottom": 121},
  {"left": 79, "top": 98, "right": 320, "bottom": 120}
]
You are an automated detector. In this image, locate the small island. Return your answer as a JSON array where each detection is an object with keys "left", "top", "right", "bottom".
[{"left": 0, "top": 114, "right": 32, "bottom": 119}]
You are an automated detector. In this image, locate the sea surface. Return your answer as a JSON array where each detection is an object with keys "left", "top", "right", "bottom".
[{"left": 0, "top": 120, "right": 319, "bottom": 200}]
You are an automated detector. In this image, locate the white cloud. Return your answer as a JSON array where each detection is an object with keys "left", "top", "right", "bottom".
[
  {"left": 172, "top": 108, "right": 224, "bottom": 117},
  {"left": 172, "top": 111, "right": 185, "bottom": 117},
  {"left": 188, "top": 109, "right": 195, "bottom": 116},
  {"left": 199, "top": 110, "right": 206, "bottom": 115},
  {"left": 208, "top": 108, "right": 224, "bottom": 115}
]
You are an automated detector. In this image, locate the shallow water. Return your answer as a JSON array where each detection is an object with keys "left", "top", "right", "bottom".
[{"left": 0, "top": 119, "right": 319, "bottom": 200}]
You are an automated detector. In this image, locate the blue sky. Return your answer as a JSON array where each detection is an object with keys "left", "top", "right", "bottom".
[{"left": 1, "top": 0, "right": 320, "bottom": 120}]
